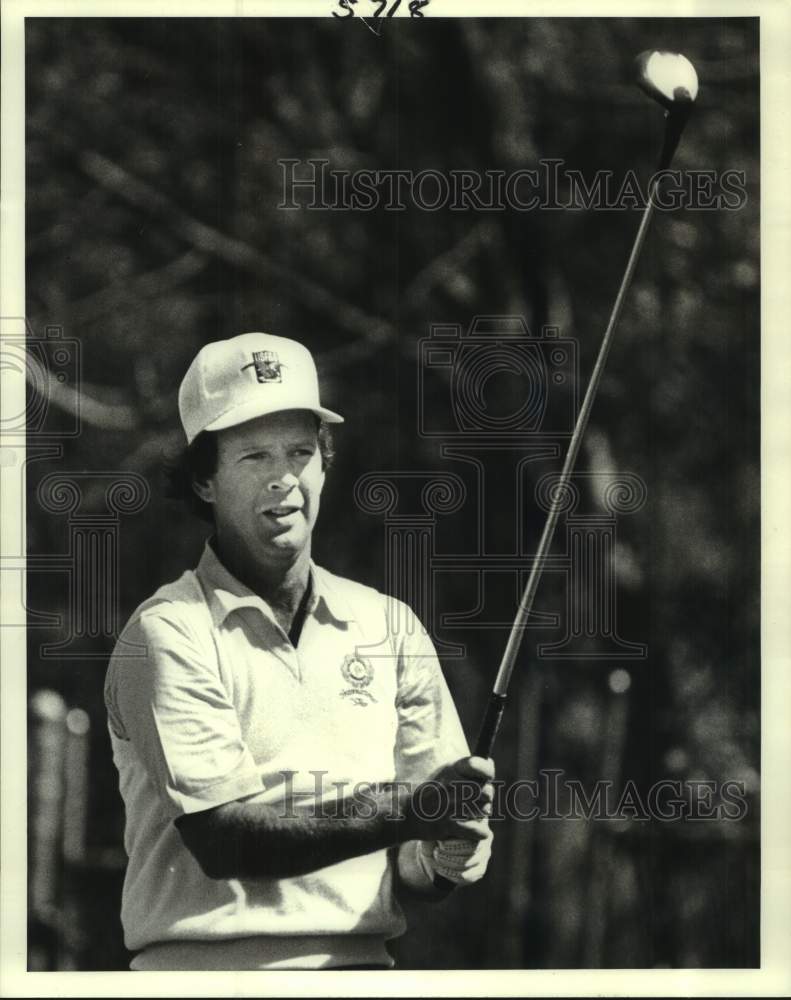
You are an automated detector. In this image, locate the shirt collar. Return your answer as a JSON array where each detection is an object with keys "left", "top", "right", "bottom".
[
  {"left": 196, "top": 540, "right": 354, "bottom": 628},
  {"left": 307, "top": 562, "right": 355, "bottom": 624}
]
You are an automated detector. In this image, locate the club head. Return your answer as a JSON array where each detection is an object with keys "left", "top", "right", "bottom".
[
  {"left": 635, "top": 50, "right": 699, "bottom": 112},
  {"left": 635, "top": 51, "right": 699, "bottom": 171}
]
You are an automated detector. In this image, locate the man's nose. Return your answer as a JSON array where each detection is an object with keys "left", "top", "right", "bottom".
[{"left": 266, "top": 471, "right": 299, "bottom": 493}]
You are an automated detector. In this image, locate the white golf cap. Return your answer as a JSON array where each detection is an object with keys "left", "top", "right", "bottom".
[{"left": 178, "top": 332, "right": 344, "bottom": 445}]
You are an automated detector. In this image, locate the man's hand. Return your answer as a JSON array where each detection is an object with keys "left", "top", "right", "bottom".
[
  {"left": 396, "top": 823, "right": 494, "bottom": 896},
  {"left": 421, "top": 825, "right": 494, "bottom": 886},
  {"left": 403, "top": 755, "right": 495, "bottom": 843}
]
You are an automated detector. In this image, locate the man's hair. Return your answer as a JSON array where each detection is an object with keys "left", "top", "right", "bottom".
[{"left": 164, "top": 418, "right": 335, "bottom": 523}]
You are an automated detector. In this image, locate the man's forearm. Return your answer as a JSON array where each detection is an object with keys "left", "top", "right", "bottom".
[{"left": 175, "top": 784, "right": 412, "bottom": 880}]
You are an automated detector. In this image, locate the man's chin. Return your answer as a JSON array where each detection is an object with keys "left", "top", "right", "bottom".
[{"left": 259, "top": 527, "right": 309, "bottom": 559}]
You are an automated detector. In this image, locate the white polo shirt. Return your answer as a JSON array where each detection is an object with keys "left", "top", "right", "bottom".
[{"left": 104, "top": 541, "right": 469, "bottom": 969}]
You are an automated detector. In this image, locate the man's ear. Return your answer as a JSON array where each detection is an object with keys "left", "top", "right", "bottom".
[{"left": 192, "top": 477, "right": 215, "bottom": 505}]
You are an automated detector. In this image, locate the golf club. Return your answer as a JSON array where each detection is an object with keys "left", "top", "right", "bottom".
[{"left": 431, "top": 50, "right": 698, "bottom": 889}]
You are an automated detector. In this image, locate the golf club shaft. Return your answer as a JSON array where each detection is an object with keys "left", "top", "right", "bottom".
[
  {"left": 437, "top": 90, "right": 695, "bottom": 888},
  {"left": 474, "top": 176, "right": 661, "bottom": 758},
  {"left": 431, "top": 179, "right": 664, "bottom": 893}
]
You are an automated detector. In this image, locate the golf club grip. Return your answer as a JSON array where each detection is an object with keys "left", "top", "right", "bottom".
[
  {"left": 474, "top": 692, "right": 507, "bottom": 759},
  {"left": 431, "top": 695, "right": 507, "bottom": 891}
]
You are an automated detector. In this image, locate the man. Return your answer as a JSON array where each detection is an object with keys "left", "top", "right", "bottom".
[{"left": 104, "top": 332, "right": 494, "bottom": 971}]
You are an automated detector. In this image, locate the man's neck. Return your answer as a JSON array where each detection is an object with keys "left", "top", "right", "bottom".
[{"left": 211, "top": 537, "right": 311, "bottom": 618}]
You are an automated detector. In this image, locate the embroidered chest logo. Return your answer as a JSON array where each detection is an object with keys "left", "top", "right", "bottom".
[
  {"left": 241, "top": 350, "right": 283, "bottom": 383},
  {"left": 339, "top": 654, "right": 377, "bottom": 707}
]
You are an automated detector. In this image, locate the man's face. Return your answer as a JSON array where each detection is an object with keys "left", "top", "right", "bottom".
[{"left": 199, "top": 409, "right": 325, "bottom": 568}]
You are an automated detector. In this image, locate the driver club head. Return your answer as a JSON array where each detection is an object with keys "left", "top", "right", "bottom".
[
  {"left": 635, "top": 50, "right": 699, "bottom": 111},
  {"left": 635, "top": 51, "right": 699, "bottom": 171}
]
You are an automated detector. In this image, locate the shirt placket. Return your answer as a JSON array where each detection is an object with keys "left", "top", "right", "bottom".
[{"left": 235, "top": 601, "right": 303, "bottom": 684}]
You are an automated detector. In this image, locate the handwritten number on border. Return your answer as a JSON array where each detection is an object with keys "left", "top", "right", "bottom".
[{"left": 332, "top": 0, "right": 429, "bottom": 20}]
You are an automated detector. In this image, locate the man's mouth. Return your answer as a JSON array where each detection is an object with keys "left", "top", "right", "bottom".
[{"left": 261, "top": 504, "right": 302, "bottom": 521}]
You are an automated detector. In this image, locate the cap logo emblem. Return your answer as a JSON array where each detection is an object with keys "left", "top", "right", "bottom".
[{"left": 241, "top": 350, "right": 282, "bottom": 383}]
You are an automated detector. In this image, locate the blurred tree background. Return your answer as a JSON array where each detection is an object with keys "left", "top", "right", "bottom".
[{"left": 24, "top": 16, "right": 759, "bottom": 970}]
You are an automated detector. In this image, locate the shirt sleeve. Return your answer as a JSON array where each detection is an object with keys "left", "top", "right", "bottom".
[
  {"left": 104, "top": 606, "right": 263, "bottom": 818},
  {"left": 389, "top": 598, "right": 470, "bottom": 786}
]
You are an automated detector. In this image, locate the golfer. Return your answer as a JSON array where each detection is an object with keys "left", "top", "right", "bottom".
[{"left": 104, "top": 332, "right": 494, "bottom": 971}]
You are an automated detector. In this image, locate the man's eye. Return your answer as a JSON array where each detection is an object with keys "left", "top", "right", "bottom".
[{"left": 241, "top": 452, "right": 267, "bottom": 461}]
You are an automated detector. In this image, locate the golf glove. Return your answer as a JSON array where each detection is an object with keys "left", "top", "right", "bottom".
[{"left": 398, "top": 828, "right": 493, "bottom": 890}]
